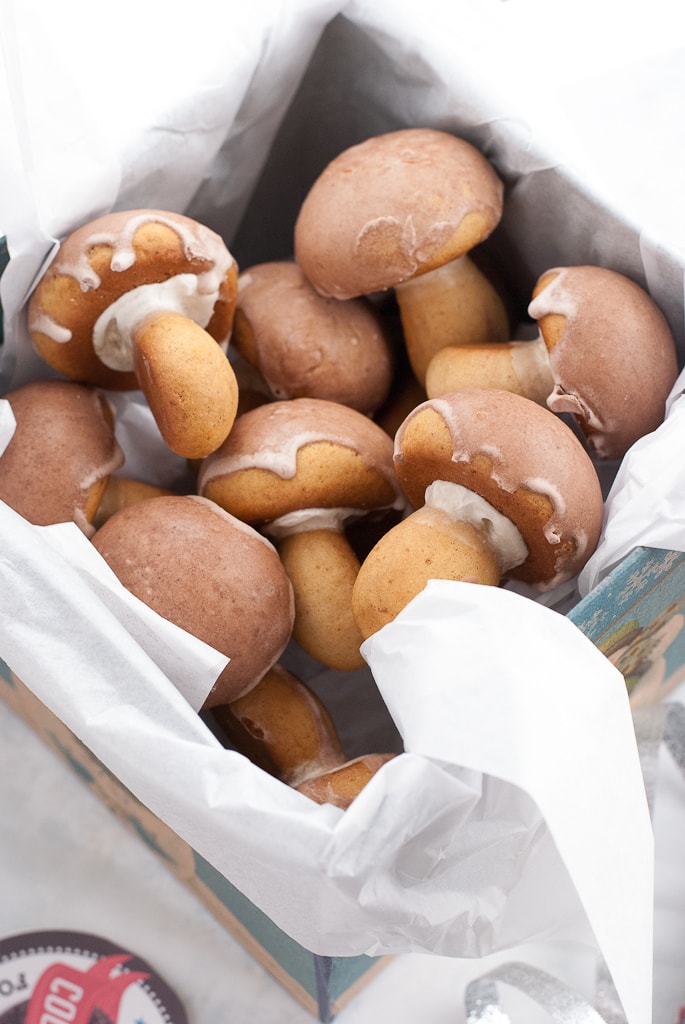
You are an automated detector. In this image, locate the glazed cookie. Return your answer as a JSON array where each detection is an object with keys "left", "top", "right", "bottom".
[
  {"left": 0, "top": 379, "right": 124, "bottom": 534},
  {"left": 352, "top": 388, "right": 604, "bottom": 638},
  {"left": 198, "top": 397, "right": 405, "bottom": 670},
  {"left": 232, "top": 261, "right": 394, "bottom": 414},
  {"left": 211, "top": 663, "right": 346, "bottom": 786},
  {"left": 426, "top": 265, "right": 679, "bottom": 459},
  {"left": 91, "top": 494, "right": 295, "bottom": 707},
  {"left": 28, "top": 209, "right": 240, "bottom": 459},
  {"left": 529, "top": 265, "right": 678, "bottom": 458},
  {"left": 294, "top": 128, "right": 510, "bottom": 384}
]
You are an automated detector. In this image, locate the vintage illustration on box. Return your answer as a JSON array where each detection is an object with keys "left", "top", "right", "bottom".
[{"left": 570, "top": 548, "right": 685, "bottom": 708}]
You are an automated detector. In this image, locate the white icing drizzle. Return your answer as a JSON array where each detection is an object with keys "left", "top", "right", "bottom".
[
  {"left": 411, "top": 396, "right": 566, "bottom": 519},
  {"left": 414, "top": 221, "right": 457, "bottom": 264},
  {"left": 474, "top": 441, "right": 503, "bottom": 464},
  {"left": 79, "top": 453, "right": 124, "bottom": 496},
  {"left": 200, "top": 434, "right": 405, "bottom": 515},
  {"left": 355, "top": 215, "right": 407, "bottom": 253},
  {"left": 29, "top": 312, "right": 72, "bottom": 344},
  {"left": 92, "top": 274, "right": 220, "bottom": 372},
  {"left": 354, "top": 216, "right": 459, "bottom": 289},
  {"left": 198, "top": 398, "right": 407, "bottom": 520},
  {"left": 527, "top": 268, "right": 579, "bottom": 322},
  {"left": 263, "top": 506, "right": 364, "bottom": 540},
  {"left": 188, "top": 494, "right": 282, "bottom": 553},
  {"left": 524, "top": 475, "right": 565, "bottom": 518},
  {"left": 529, "top": 270, "right": 622, "bottom": 454},
  {"left": 200, "top": 428, "right": 342, "bottom": 483},
  {"left": 522, "top": 475, "right": 571, "bottom": 553},
  {"left": 396, "top": 395, "right": 597, "bottom": 584},
  {"left": 394, "top": 251, "right": 465, "bottom": 295},
  {"left": 399, "top": 215, "right": 418, "bottom": 262},
  {"left": 425, "top": 479, "right": 527, "bottom": 572},
  {"left": 75, "top": 506, "right": 95, "bottom": 538},
  {"left": 59, "top": 211, "right": 231, "bottom": 293},
  {"left": 32, "top": 211, "right": 234, "bottom": 355}
]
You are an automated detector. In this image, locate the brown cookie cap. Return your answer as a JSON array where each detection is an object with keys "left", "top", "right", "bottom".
[
  {"left": 91, "top": 494, "right": 295, "bottom": 707},
  {"left": 212, "top": 663, "right": 345, "bottom": 786},
  {"left": 529, "top": 265, "right": 678, "bottom": 459},
  {"left": 394, "top": 388, "right": 604, "bottom": 588},
  {"left": 28, "top": 209, "right": 238, "bottom": 390},
  {"left": 295, "top": 753, "right": 396, "bottom": 810},
  {"left": 0, "top": 379, "right": 124, "bottom": 534},
  {"left": 294, "top": 128, "right": 503, "bottom": 300},
  {"left": 197, "top": 397, "right": 404, "bottom": 525},
  {"left": 233, "top": 261, "right": 393, "bottom": 414}
]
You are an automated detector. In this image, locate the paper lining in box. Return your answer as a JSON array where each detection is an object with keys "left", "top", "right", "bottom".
[{"left": 1, "top": 6, "right": 685, "bottom": 1024}]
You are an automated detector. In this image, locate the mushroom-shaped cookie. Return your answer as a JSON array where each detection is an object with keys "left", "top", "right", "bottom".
[
  {"left": 295, "top": 753, "right": 396, "bottom": 810},
  {"left": 352, "top": 388, "right": 604, "bottom": 639},
  {"left": 210, "top": 663, "right": 346, "bottom": 786},
  {"left": 91, "top": 494, "right": 295, "bottom": 708},
  {"left": 0, "top": 379, "right": 124, "bottom": 534},
  {"left": 28, "top": 209, "right": 240, "bottom": 459},
  {"left": 425, "top": 265, "right": 679, "bottom": 459},
  {"left": 294, "top": 128, "right": 510, "bottom": 386},
  {"left": 197, "top": 398, "right": 406, "bottom": 671},
  {"left": 232, "top": 261, "right": 394, "bottom": 414}
]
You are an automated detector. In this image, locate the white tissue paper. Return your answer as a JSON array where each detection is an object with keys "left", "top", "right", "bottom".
[{"left": 2, "top": 4, "right": 683, "bottom": 1024}]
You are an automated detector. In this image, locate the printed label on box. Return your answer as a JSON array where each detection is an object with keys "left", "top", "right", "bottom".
[{"left": 0, "top": 930, "right": 187, "bottom": 1024}]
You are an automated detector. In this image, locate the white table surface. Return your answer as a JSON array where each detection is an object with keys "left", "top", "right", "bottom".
[{"left": 2, "top": 2, "right": 685, "bottom": 1022}]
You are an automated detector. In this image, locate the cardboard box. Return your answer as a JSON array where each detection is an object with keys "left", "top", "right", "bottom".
[
  {"left": 1, "top": 8, "right": 684, "bottom": 1023},
  {"left": 0, "top": 666, "right": 388, "bottom": 1022}
]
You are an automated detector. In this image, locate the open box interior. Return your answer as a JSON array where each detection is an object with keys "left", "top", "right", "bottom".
[{"left": 1, "top": 9, "right": 685, "bottom": 1024}]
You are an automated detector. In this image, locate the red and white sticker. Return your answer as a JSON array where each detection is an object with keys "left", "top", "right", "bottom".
[{"left": 0, "top": 930, "right": 187, "bottom": 1024}]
